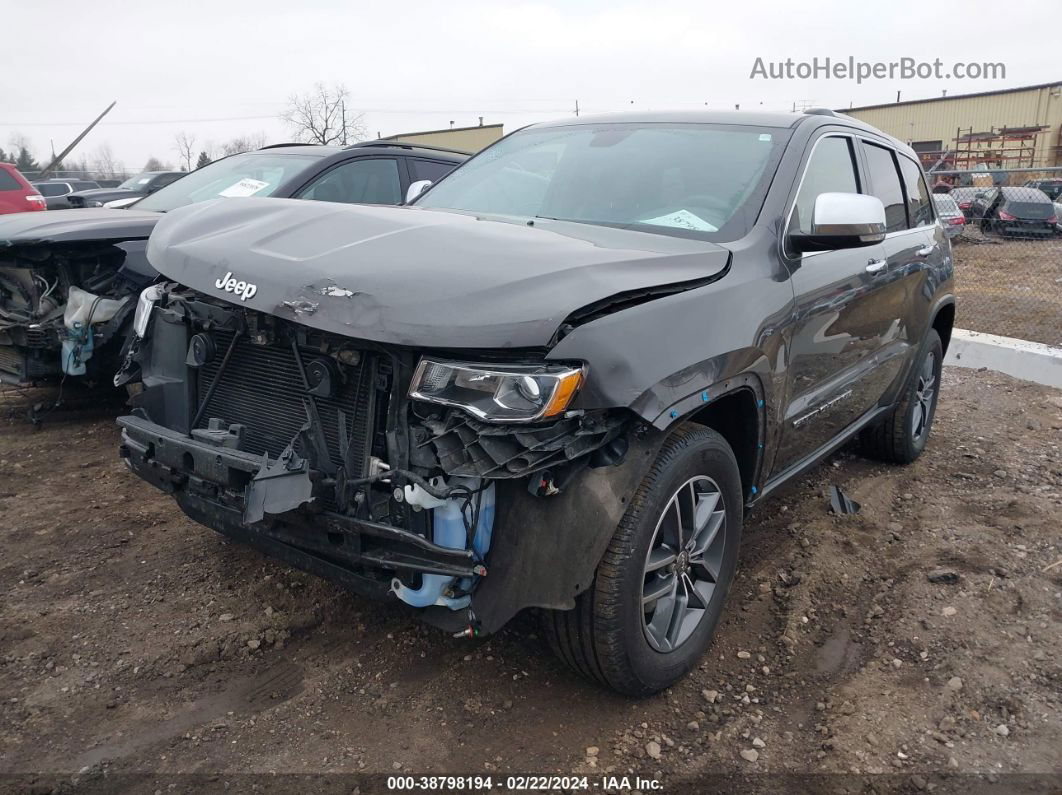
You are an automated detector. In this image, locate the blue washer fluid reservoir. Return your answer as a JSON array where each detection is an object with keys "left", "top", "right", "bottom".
[{"left": 391, "top": 477, "right": 495, "bottom": 610}]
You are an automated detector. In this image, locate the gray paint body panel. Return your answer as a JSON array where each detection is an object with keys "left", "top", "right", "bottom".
[
  {"left": 0, "top": 208, "right": 160, "bottom": 246},
  {"left": 146, "top": 197, "right": 731, "bottom": 350}
]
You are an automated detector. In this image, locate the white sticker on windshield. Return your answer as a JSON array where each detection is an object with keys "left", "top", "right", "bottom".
[
  {"left": 218, "top": 178, "right": 270, "bottom": 198},
  {"left": 639, "top": 209, "right": 718, "bottom": 232}
]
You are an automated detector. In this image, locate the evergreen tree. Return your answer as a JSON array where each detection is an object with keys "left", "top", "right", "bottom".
[
  {"left": 195, "top": 151, "right": 212, "bottom": 169},
  {"left": 15, "top": 146, "right": 39, "bottom": 173}
]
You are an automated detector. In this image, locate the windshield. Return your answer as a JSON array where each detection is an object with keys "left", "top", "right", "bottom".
[
  {"left": 118, "top": 175, "right": 154, "bottom": 190},
  {"left": 135, "top": 153, "right": 318, "bottom": 212},
  {"left": 417, "top": 122, "right": 790, "bottom": 241}
]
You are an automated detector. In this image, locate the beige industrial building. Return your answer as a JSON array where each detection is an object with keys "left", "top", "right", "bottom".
[
  {"left": 842, "top": 81, "right": 1062, "bottom": 170},
  {"left": 380, "top": 123, "right": 504, "bottom": 153}
]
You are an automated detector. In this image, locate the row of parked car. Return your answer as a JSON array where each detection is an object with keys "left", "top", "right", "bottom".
[
  {"left": 0, "top": 166, "right": 189, "bottom": 214},
  {"left": 936, "top": 179, "right": 1062, "bottom": 239},
  {"left": 1, "top": 111, "right": 961, "bottom": 695},
  {"left": 0, "top": 140, "right": 466, "bottom": 384}
]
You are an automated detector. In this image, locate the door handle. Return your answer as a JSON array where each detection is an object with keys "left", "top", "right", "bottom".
[
  {"left": 917, "top": 244, "right": 937, "bottom": 257},
  {"left": 865, "top": 259, "right": 887, "bottom": 274}
]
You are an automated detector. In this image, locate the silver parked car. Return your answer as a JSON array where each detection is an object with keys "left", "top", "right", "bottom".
[{"left": 932, "top": 194, "right": 965, "bottom": 239}]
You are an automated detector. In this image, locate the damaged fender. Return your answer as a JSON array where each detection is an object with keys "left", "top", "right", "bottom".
[{"left": 471, "top": 426, "right": 665, "bottom": 633}]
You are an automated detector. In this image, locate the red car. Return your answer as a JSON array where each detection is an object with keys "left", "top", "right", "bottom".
[{"left": 0, "top": 163, "right": 46, "bottom": 214}]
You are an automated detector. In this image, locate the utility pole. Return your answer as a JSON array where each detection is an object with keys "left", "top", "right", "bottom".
[
  {"left": 574, "top": 99, "right": 579, "bottom": 117},
  {"left": 37, "top": 100, "right": 116, "bottom": 179}
]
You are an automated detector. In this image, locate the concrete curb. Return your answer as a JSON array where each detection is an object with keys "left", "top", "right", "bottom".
[{"left": 945, "top": 328, "right": 1062, "bottom": 388}]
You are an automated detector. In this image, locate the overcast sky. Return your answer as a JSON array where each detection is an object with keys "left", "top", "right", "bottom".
[{"left": 2, "top": 0, "right": 1056, "bottom": 172}]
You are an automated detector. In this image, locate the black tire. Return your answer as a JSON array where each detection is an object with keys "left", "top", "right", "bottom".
[
  {"left": 542, "top": 424, "right": 743, "bottom": 696},
  {"left": 861, "top": 328, "right": 943, "bottom": 464}
]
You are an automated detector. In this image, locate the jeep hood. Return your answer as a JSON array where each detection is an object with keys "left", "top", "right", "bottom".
[
  {"left": 147, "top": 198, "right": 731, "bottom": 349},
  {"left": 0, "top": 208, "right": 161, "bottom": 247}
]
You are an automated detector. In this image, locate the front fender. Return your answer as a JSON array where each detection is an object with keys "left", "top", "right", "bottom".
[{"left": 471, "top": 425, "right": 666, "bottom": 633}]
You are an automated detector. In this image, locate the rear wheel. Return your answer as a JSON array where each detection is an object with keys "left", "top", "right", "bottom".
[
  {"left": 542, "top": 424, "right": 742, "bottom": 696},
  {"left": 861, "top": 328, "right": 943, "bottom": 464}
]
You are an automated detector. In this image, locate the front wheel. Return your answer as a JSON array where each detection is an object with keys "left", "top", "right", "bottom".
[{"left": 542, "top": 424, "right": 743, "bottom": 696}]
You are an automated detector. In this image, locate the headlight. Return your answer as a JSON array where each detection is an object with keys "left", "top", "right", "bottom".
[
  {"left": 132, "top": 284, "right": 165, "bottom": 337},
  {"left": 409, "top": 359, "right": 585, "bottom": 422}
]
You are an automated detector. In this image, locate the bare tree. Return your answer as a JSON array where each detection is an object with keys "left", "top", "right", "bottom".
[
  {"left": 220, "top": 132, "right": 268, "bottom": 156},
  {"left": 144, "top": 157, "right": 171, "bottom": 171},
  {"left": 8, "top": 132, "right": 34, "bottom": 154},
  {"left": 280, "top": 83, "right": 365, "bottom": 146},
  {"left": 90, "top": 143, "right": 124, "bottom": 179},
  {"left": 173, "top": 131, "right": 196, "bottom": 171}
]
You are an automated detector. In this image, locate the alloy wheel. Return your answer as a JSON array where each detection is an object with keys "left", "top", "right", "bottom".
[
  {"left": 911, "top": 350, "right": 938, "bottom": 441},
  {"left": 641, "top": 475, "right": 727, "bottom": 653}
]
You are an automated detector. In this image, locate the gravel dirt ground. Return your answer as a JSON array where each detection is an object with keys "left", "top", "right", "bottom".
[{"left": 1, "top": 367, "right": 1060, "bottom": 794}]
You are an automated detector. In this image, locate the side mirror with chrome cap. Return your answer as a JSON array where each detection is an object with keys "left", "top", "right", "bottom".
[
  {"left": 405, "top": 180, "right": 433, "bottom": 204},
  {"left": 790, "top": 192, "right": 886, "bottom": 253}
]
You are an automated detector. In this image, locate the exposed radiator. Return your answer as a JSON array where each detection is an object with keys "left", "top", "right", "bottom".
[{"left": 194, "top": 330, "right": 377, "bottom": 476}]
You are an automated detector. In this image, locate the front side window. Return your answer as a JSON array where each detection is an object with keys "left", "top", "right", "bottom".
[
  {"left": 791, "top": 136, "right": 859, "bottom": 236},
  {"left": 418, "top": 123, "right": 791, "bottom": 242},
  {"left": 411, "top": 159, "right": 458, "bottom": 184},
  {"left": 297, "top": 158, "right": 402, "bottom": 205},
  {"left": 898, "top": 156, "right": 934, "bottom": 227},
  {"left": 862, "top": 142, "right": 907, "bottom": 232},
  {"left": 135, "top": 152, "right": 318, "bottom": 212}
]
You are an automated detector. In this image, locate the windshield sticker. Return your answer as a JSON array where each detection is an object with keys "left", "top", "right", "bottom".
[
  {"left": 218, "top": 178, "right": 270, "bottom": 198},
  {"left": 639, "top": 209, "right": 718, "bottom": 232}
]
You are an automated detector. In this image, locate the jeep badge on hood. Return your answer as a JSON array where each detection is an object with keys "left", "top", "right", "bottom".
[{"left": 215, "top": 271, "right": 258, "bottom": 301}]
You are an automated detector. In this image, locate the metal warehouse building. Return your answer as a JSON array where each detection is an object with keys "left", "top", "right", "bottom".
[
  {"left": 841, "top": 81, "right": 1062, "bottom": 170},
  {"left": 380, "top": 122, "right": 504, "bottom": 153}
]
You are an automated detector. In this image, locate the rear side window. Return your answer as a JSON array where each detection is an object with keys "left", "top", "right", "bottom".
[
  {"left": 36, "top": 183, "right": 71, "bottom": 197},
  {"left": 411, "top": 159, "right": 457, "bottom": 184},
  {"left": 791, "top": 136, "right": 859, "bottom": 236},
  {"left": 898, "top": 156, "right": 934, "bottom": 227},
  {"left": 0, "top": 169, "right": 22, "bottom": 191},
  {"left": 862, "top": 143, "right": 907, "bottom": 233}
]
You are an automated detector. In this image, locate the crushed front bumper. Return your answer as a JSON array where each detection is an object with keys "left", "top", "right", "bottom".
[{"left": 118, "top": 415, "right": 482, "bottom": 596}]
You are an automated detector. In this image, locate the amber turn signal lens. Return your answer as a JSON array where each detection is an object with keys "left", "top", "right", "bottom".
[{"left": 541, "top": 369, "right": 584, "bottom": 418}]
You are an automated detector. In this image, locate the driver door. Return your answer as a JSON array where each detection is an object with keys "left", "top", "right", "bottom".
[{"left": 774, "top": 133, "right": 894, "bottom": 474}]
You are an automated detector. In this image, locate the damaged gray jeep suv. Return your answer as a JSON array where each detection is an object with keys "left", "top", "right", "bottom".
[{"left": 117, "top": 110, "right": 954, "bottom": 695}]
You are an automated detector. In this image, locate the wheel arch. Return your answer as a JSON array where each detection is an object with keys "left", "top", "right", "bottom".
[
  {"left": 659, "top": 374, "right": 767, "bottom": 503},
  {"left": 930, "top": 298, "right": 956, "bottom": 355}
]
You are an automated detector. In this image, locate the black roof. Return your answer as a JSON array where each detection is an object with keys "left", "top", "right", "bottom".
[
  {"left": 1000, "top": 186, "right": 1050, "bottom": 198},
  {"left": 525, "top": 109, "right": 913, "bottom": 156}
]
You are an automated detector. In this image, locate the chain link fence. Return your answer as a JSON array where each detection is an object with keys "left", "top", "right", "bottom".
[{"left": 929, "top": 168, "right": 1062, "bottom": 347}]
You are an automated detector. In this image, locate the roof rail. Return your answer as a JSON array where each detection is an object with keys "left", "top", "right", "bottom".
[
  {"left": 256, "top": 142, "right": 322, "bottom": 150},
  {"left": 345, "top": 140, "right": 470, "bottom": 155},
  {"left": 804, "top": 108, "right": 839, "bottom": 117}
]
